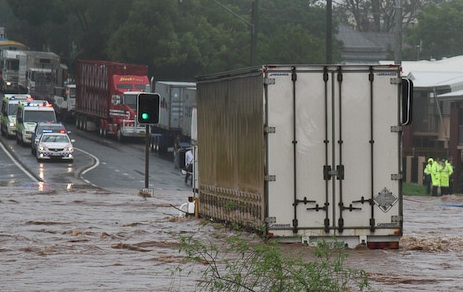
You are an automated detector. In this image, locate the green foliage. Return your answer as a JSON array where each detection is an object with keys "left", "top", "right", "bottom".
[
  {"left": 173, "top": 229, "right": 373, "bottom": 292},
  {"left": 404, "top": 0, "right": 463, "bottom": 60},
  {"left": 2, "top": 0, "right": 335, "bottom": 80}
]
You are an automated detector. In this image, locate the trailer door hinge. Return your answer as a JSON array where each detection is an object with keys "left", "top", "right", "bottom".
[
  {"left": 265, "top": 175, "right": 276, "bottom": 182},
  {"left": 264, "top": 78, "right": 276, "bottom": 85},
  {"left": 264, "top": 126, "right": 276, "bottom": 134},
  {"left": 391, "top": 173, "right": 402, "bottom": 180},
  {"left": 390, "top": 125, "right": 403, "bottom": 133}
]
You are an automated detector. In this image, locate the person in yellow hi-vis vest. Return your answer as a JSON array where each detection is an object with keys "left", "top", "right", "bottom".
[
  {"left": 441, "top": 158, "right": 454, "bottom": 196},
  {"left": 423, "top": 158, "right": 433, "bottom": 195},
  {"left": 431, "top": 158, "right": 442, "bottom": 196}
]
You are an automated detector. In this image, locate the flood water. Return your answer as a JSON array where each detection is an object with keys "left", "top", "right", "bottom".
[
  {"left": 354, "top": 195, "right": 463, "bottom": 291},
  {"left": 1, "top": 185, "right": 463, "bottom": 291}
]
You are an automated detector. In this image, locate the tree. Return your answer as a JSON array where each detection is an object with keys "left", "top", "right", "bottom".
[
  {"left": 3, "top": 0, "right": 341, "bottom": 80},
  {"left": 403, "top": 0, "right": 463, "bottom": 61},
  {"left": 334, "top": 0, "right": 437, "bottom": 33}
]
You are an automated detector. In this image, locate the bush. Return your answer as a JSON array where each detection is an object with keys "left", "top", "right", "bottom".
[{"left": 172, "top": 225, "right": 373, "bottom": 291}]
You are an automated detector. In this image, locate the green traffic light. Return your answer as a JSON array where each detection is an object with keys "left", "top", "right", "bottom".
[{"left": 141, "top": 112, "right": 149, "bottom": 120}]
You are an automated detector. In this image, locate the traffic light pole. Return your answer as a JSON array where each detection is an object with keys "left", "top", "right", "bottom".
[
  {"left": 136, "top": 92, "right": 160, "bottom": 192},
  {"left": 145, "top": 125, "right": 150, "bottom": 188}
]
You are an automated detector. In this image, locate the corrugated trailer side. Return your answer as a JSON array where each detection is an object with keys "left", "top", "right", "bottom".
[
  {"left": 197, "top": 69, "right": 266, "bottom": 229},
  {"left": 197, "top": 65, "right": 411, "bottom": 248}
]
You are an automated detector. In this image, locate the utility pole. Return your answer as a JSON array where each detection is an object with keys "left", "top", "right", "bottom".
[
  {"left": 394, "top": 0, "right": 402, "bottom": 65},
  {"left": 214, "top": 0, "right": 258, "bottom": 66},
  {"left": 326, "top": 0, "right": 332, "bottom": 64},
  {"left": 251, "top": 0, "right": 258, "bottom": 66}
]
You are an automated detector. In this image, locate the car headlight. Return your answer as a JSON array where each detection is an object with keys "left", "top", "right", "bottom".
[
  {"left": 39, "top": 146, "right": 47, "bottom": 151},
  {"left": 65, "top": 146, "right": 73, "bottom": 151}
]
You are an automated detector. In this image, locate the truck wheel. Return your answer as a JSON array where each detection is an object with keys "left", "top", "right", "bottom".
[{"left": 117, "top": 128, "right": 124, "bottom": 142}]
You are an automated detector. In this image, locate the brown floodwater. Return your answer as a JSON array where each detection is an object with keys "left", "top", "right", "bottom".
[{"left": 1, "top": 184, "right": 462, "bottom": 291}]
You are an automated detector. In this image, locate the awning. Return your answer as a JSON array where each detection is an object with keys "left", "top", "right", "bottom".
[{"left": 438, "top": 89, "right": 463, "bottom": 101}]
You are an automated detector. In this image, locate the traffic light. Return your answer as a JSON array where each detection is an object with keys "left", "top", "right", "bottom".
[{"left": 137, "top": 93, "right": 160, "bottom": 124}]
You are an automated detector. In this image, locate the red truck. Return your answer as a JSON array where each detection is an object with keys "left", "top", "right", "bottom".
[{"left": 75, "top": 60, "right": 150, "bottom": 141}]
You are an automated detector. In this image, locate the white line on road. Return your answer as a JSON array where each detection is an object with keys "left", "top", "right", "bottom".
[
  {"left": 0, "top": 141, "right": 40, "bottom": 183},
  {"left": 75, "top": 147, "right": 100, "bottom": 187}
]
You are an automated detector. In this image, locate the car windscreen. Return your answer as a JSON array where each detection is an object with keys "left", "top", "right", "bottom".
[
  {"left": 42, "top": 135, "right": 69, "bottom": 143},
  {"left": 24, "top": 111, "right": 56, "bottom": 123},
  {"left": 8, "top": 104, "right": 18, "bottom": 115}
]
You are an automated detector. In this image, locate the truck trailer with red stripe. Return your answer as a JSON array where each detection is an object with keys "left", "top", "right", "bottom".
[{"left": 75, "top": 60, "right": 150, "bottom": 141}]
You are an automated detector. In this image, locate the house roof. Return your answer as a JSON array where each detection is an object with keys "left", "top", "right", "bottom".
[
  {"left": 402, "top": 56, "right": 463, "bottom": 75},
  {"left": 336, "top": 23, "right": 395, "bottom": 64},
  {"left": 438, "top": 89, "right": 463, "bottom": 101},
  {"left": 407, "top": 71, "right": 463, "bottom": 90},
  {"left": 380, "top": 56, "right": 463, "bottom": 93}
]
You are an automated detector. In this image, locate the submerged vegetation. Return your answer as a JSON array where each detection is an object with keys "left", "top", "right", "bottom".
[{"left": 172, "top": 223, "right": 373, "bottom": 291}]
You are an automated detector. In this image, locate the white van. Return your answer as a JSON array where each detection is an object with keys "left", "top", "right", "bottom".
[
  {"left": 16, "top": 100, "right": 57, "bottom": 145},
  {"left": 0, "top": 94, "right": 33, "bottom": 138}
]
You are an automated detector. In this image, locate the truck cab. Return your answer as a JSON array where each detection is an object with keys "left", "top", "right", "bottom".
[
  {"left": 27, "top": 68, "right": 54, "bottom": 99},
  {"left": 106, "top": 91, "right": 147, "bottom": 141},
  {"left": 53, "top": 84, "right": 76, "bottom": 121}
]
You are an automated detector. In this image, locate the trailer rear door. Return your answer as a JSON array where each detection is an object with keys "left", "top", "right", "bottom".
[{"left": 265, "top": 65, "right": 403, "bottom": 247}]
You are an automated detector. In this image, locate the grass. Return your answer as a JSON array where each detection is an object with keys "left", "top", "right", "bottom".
[
  {"left": 402, "top": 182, "right": 462, "bottom": 196},
  {"left": 402, "top": 182, "right": 427, "bottom": 196}
]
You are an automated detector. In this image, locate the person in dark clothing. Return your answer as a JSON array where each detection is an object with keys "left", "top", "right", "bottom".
[{"left": 184, "top": 149, "right": 193, "bottom": 185}]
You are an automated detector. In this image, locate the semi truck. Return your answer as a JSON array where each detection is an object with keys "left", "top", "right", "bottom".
[
  {"left": 75, "top": 60, "right": 150, "bottom": 141},
  {"left": 149, "top": 81, "right": 196, "bottom": 151},
  {"left": 53, "top": 83, "right": 76, "bottom": 122},
  {"left": 195, "top": 64, "right": 413, "bottom": 249},
  {"left": 1, "top": 50, "right": 26, "bottom": 83},
  {"left": 18, "top": 51, "right": 61, "bottom": 101}
]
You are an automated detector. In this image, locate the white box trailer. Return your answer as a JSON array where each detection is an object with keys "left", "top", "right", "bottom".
[
  {"left": 196, "top": 65, "right": 412, "bottom": 249},
  {"left": 1, "top": 50, "right": 26, "bottom": 83},
  {"left": 150, "top": 81, "right": 196, "bottom": 151}
]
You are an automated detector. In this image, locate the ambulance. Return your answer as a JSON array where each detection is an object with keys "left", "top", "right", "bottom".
[
  {"left": 0, "top": 94, "right": 33, "bottom": 138},
  {"left": 15, "top": 100, "right": 57, "bottom": 145}
]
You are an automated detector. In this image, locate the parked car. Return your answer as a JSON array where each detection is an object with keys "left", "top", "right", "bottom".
[
  {"left": 36, "top": 132, "right": 74, "bottom": 162},
  {"left": 31, "top": 122, "right": 69, "bottom": 155}
]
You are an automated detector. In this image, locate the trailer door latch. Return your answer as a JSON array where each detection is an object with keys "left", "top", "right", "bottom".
[{"left": 265, "top": 175, "right": 276, "bottom": 181}]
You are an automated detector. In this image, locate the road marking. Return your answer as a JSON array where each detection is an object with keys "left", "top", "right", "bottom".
[
  {"left": 75, "top": 147, "right": 100, "bottom": 187},
  {"left": 0, "top": 141, "right": 40, "bottom": 183}
]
